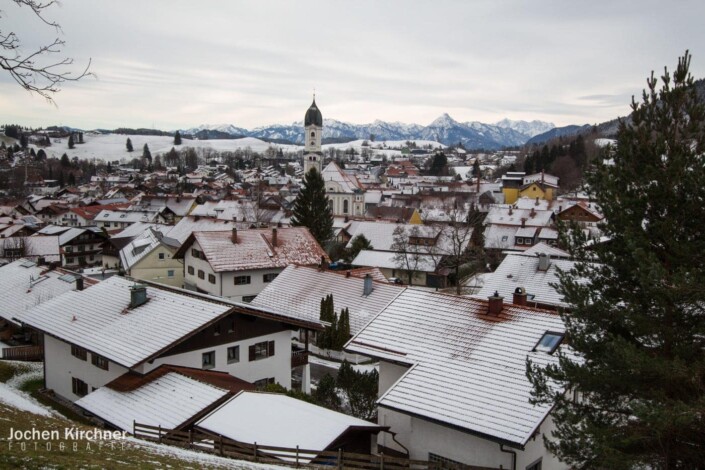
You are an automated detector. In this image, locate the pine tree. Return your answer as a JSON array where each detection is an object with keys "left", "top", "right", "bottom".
[
  {"left": 126, "top": 137, "right": 133, "bottom": 152},
  {"left": 528, "top": 51, "right": 705, "bottom": 469},
  {"left": 68, "top": 134, "right": 75, "bottom": 149},
  {"left": 142, "top": 143, "right": 152, "bottom": 163},
  {"left": 60, "top": 153, "right": 70, "bottom": 167},
  {"left": 174, "top": 131, "right": 182, "bottom": 145},
  {"left": 36, "top": 149, "right": 46, "bottom": 160},
  {"left": 291, "top": 167, "right": 333, "bottom": 246},
  {"left": 20, "top": 134, "right": 28, "bottom": 149}
]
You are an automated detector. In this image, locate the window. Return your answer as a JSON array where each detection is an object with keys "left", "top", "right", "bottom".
[
  {"left": 65, "top": 246, "right": 73, "bottom": 253},
  {"left": 198, "top": 270, "right": 205, "bottom": 280},
  {"left": 187, "top": 266, "right": 194, "bottom": 275},
  {"left": 167, "top": 270, "right": 175, "bottom": 278},
  {"left": 91, "top": 354, "right": 109, "bottom": 370},
  {"left": 214, "top": 324, "right": 221, "bottom": 336},
  {"left": 428, "top": 453, "right": 466, "bottom": 469},
  {"left": 516, "top": 237, "right": 523, "bottom": 245},
  {"left": 71, "top": 345, "right": 87, "bottom": 361},
  {"left": 249, "top": 340, "right": 275, "bottom": 361},
  {"left": 227, "top": 345, "right": 240, "bottom": 364},
  {"left": 242, "top": 295, "right": 256, "bottom": 303},
  {"left": 343, "top": 199, "right": 349, "bottom": 214},
  {"left": 253, "top": 377, "right": 275, "bottom": 389},
  {"left": 526, "top": 459, "right": 542, "bottom": 470},
  {"left": 263, "top": 273, "right": 278, "bottom": 283},
  {"left": 208, "top": 274, "right": 216, "bottom": 284},
  {"left": 501, "top": 235, "right": 509, "bottom": 242},
  {"left": 191, "top": 248, "right": 201, "bottom": 258},
  {"left": 534, "top": 332, "right": 564, "bottom": 354},
  {"left": 72, "top": 377, "right": 88, "bottom": 397},
  {"left": 202, "top": 351, "right": 215, "bottom": 369},
  {"left": 158, "top": 252, "right": 165, "bottom": 260},
  {"left": 234, "top": 275, "right": 251, "bottom": 285}
]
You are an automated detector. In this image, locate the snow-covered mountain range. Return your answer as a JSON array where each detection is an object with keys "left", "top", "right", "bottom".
[{"left": 179, "top": 115, "right": 555, "bottom": 150}]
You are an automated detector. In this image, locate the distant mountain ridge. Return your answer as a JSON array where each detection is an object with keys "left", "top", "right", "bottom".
[{"left": 179, "top": 115, "right": 556, "bottom": 150}]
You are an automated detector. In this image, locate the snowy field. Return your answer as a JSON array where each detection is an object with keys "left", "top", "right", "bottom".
[{"left": 16, "top": 133, "right": 446, "bottom": 163}]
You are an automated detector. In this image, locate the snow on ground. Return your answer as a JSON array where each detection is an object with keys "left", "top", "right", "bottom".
[
  {"left": 30, "top": 134, "right": 446, "bottom": 162},
  {"left": 35, "top": 133, "right": 301, "bottom": 162},
  {"left": 0, "top": 361, "right": 57, "bottom": 418},
  {"left": 594, "top": 138, "right": 617, "bottom": 148}
]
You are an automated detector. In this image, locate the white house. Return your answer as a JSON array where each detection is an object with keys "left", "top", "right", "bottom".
[
  {"left": 16, "top": 276, "right": 324, "bottom": 402},
  {"left": 346, "top": 289, "right": 569, "bottom": 470},
  {"left": 321, "top": 162, "right": 365, "bottom": 217},
  {"left": 175, "top": 227, "right": 328, "bottom": 303}
]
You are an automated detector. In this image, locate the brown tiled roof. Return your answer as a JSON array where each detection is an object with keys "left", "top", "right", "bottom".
[{"left": 106, "top": 365, "right": 255, "bottom": 393}]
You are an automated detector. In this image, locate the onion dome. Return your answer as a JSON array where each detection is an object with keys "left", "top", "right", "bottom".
[{"left": 304, "top": 98, "right": 323, "bottom": 127}]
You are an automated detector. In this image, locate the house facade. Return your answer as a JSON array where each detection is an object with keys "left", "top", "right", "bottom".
[
  {"left": 176, "top": 227, "right": 328, "bottom": 303},
  {"left": 346, "top": 289, "right": 569, "bottom": 470}
]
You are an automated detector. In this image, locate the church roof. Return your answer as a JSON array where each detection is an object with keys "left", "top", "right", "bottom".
[{"left": 304, "top": 98, "right": 323, "bottom": 127}]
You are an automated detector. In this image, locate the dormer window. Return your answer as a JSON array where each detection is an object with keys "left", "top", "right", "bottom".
[{"left": 534, "top": 332, "right": 564, "bottom": 354}]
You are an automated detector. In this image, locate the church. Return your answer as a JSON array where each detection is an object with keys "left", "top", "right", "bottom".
[{"left": 303, "top": 97, "right": 365, "bottom": 217}]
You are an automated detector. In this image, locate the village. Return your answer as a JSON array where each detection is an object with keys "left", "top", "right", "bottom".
[{"left": 0, "top": 96, "right": 612, "bottom": 470}]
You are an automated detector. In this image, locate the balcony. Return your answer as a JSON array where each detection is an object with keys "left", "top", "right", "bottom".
[{"left": 291, "top": 350, "right": 309, "bottom": 368}]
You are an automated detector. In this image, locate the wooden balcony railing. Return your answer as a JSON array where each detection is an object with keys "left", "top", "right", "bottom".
[{"left": 291, "top": 350, "right": 309, "bottom": 368}]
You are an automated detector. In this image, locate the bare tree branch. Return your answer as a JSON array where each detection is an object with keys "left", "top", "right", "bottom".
[{"left": 1, "top": 0, "right": 93, "bottom": 104}]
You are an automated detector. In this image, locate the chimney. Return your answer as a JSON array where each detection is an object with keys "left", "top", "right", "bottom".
[
  {"left": 37, "top": 257, "right": 46, "bottom": 266},
  {"left": 271, "top": 228, "right": 278, "bottom": 247},
  {"left": 508, "top": 206, "right": 513, "bottom": 215},
  {"left": 538, "top": 253, "right": 550, "bottom": 271},
  {"left": 487, "top": 291, "right": 504, "bottom": 316},
  {"left": 363, "top": 274, "right": 373, "bottom": 296},
  {"left": 521, "top": 218, "right": 526, "bottom": 228},
  {"left": 345, "top": 271, "right": 351, "bottom": 278},
  {"left": 75, "top": 277, "right": 84, "bottom": 291},
  {"left": 535, "top": 197, "right": 539, "bottom": 206},
  {"left": 530, "top": 208, "right": 536, "bottom": 218},
  {"left": 513, "top": 287, "right": 527, "bottom": 306},
  {"left": 319, "top": 256, "right": 328, "bottom": 270},
  {"left": 231, "top": 227, "right": 237, "bottom": 244},
  {"left": 130, "top": 284, "right": 148, "bottom": 308}
]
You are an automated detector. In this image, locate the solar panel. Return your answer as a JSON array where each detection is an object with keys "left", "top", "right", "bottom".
[{"left": 58, "top": 273, "right": 79, "bottom": 283}]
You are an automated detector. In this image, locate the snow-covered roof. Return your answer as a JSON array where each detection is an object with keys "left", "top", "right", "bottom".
[
  {"left": 95, "top": 209, "right": 160, "bottom": 224},
  {"left": 351, "top": 250, "right": 439, "bottom": 273},
  {"left": 1, "top": 236, "right": 61, "bottom": 262},
  {"left": 182, "top": 228, "right": 327, "bottom": 273},
  {"left": 252, "top": 265, "right": 404, "bottom": 335},
  {"left": 119, "top": 228, "right": 169, "bottom": 270},
  {"left": 344, "top": 221, "right": 443, "bottom": 252},
  {"left": 17, "top": 276, "right": 233, "bottom": 368},
  {"left": 523, "top": 242, "right": 569, "bottom": 258},
  {"left": 0, "top": 259, "right": 84, "bottom": 325},
  {"left": 167, "top": 216, "right": 235, "bottom": 245},
  {"left": 346, "top": 289, "right": 565, "bottom": 447},
  {"left": 473, "top": 252, "right": 579, "bottom": 308},
  {"left": 196, "top": 391, "right": 383, "bottom": 461},
  {"left": 111, "top": 222, "right": 172, "bottom": 240},
  {"left": 484, "top": 205, "right": 554, "bottom": 227},
  {"left": 321, "top": 161, "right": 362, "bottom": 193},
  {"left": 76, "top": 371, "right": 229, "bottom": 432}
]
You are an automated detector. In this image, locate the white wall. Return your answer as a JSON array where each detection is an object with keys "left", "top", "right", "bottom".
[
  {"left": 183, "top": 241, "right": 283, "bottom": 301},
  {"left": 143, "top": 330, "right": 292, "bottom": 388},
  {"left": 44, "top": 335, "right": 128, "bottom": 402},
  {"left": 376, "top": 360, "right": 568, "bottom": 470}
]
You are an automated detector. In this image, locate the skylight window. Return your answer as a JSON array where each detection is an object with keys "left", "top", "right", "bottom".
[
  {"left": 534, "top": 332, "right": 564, "bottom": 354},
  {"left": 58, "top": 273, "right": 79, "bottom": 283},
  {"left": 20, "top": 261, "right": 36, "bottom": 268}
]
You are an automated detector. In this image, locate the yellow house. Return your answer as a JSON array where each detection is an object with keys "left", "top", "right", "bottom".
[
  {"left": 502, "top": 172, "right": 559, "bottom": 204},
  {"left": 119, "top": 228, "right": 183, "bottom": 288}
]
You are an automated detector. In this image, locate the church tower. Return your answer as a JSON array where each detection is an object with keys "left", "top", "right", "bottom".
[{"left": 303, "top": 96, "right": 323, "bottom": 174}]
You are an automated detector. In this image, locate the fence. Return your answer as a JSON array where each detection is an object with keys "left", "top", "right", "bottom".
[
  {"left": 1, "top": 345, "right": 43, "bottom": 361},
  {"left": 133, "top": 422, "right": 451, "bottom": 470}
]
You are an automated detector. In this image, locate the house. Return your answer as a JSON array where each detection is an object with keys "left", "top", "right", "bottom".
[
  {"left": 76, "top": 365, "right": 254, "bottom": 432},
  {"left": 35, "top": 225, "right": 106, "bottom": 268},
  {"left": 195, "top": 391, "right": 385, "bottom": 462},
  {"left": 0, "top": 235, "right": 61, "bottom": 265},
  {"left": 473, "top": 244, "right": 576, "bottom": 310},
  {"left": 252, "top": 265, "right": 405, "bottom": 350},
  {"left": 16, "top": 276, "right": 324, "bottom": 402},
  {"left": 0, "top": 259, "right": 88, "bottom": 343},
  {"left": 346, "top": 289, "right": 568, "bottom": 470},
  {"left": 175, "top": 227, "right": 328, "bottom": 303},
  {"left": 119, "top": 228, "right": 183, "bottom": 287},
  {"left": 93, "top": 209, "right": 165, "bottom": 230},
  {"left": 351, "top": 249, "right": 445, "bottom": 287},
  {"left": 100, "top": 222, "right": 172, "bottom": 270},
  {"left": 501, "top": 172, "right": 559, "bottom": 204}
]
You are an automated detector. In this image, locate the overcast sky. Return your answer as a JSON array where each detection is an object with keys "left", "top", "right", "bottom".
[{"left": 2, "top": 0, "right": 704, "bottom": 131}]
